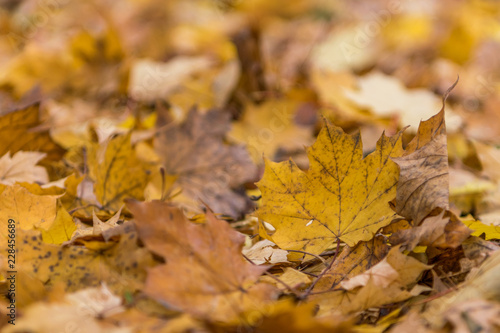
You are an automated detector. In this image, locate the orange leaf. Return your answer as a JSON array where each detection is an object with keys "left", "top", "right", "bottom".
[{"left": 127, "top": 200, "right": 278, "bottom": 322}]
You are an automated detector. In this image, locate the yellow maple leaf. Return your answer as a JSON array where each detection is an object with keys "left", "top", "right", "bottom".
[
  {"left": 39, "top": 206, "right": 76, "bottom": 245},
  {"left": 89, "top": 133, "right": 150, "bottom": 212},
  {"left": 462, "top": 217, "right": 500, "bottom": 241},
  {"left": 0, "top": 185, "right": 58, "bottom": 247},
  {"left": 0, "top": 103, "right": 64, "bottom": 161},
  {"left": 256, "top": 120, "right": 403, "bottom": 255}
]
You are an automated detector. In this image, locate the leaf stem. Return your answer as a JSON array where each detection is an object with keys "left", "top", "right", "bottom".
[
  {"left": 287, "top": 249, "right": 327, "bottom": 265},
  {"left": 242, "top": 254, "right": 296, "bottom": 294},
  {"left": 300, "top": 238, "right": 341, "bottom": 300}
]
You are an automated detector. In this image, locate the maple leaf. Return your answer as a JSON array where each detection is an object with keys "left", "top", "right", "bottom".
[
  {"left": 389, "top": 97, "right": 471, "bottom": 250},
  {"left": 39, "top": 205, "right": 77, "bottom": 245},
  {"left": 6, "top": 0, "right": 500, "bottom": 330},
  {"left": 154, "top": 108, "right": 257, "bottom": 218},
  {"left": 0, "top": 151, "right": 48, "bottom": 185},
  {"left": 87, "top": 133, "right": 150, "bottom": 212},
  {"left": 256, "top": 120, "right": 403, "bottom": 255},
  {"left": 127, "top": 200, "right": 278, "bottom": 322},
  {"left": 462, "top": 217, "right": 500, "bottom": 241},
  {"left": 0, "top": 103, "right": 64, "bottom": 161},
  {"left": 0, "top": 185, "right": 58, "bottom": 247}
]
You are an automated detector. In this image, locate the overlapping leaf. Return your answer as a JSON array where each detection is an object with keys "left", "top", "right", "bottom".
[
  {"left": 391, "top": 109, "right": 449, "bottom": 224},
  {"left": 389, "top": 105, "right": 471, "bottom": 250}
]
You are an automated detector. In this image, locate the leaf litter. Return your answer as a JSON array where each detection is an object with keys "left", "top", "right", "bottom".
[{"left": 1, "top": 1, "right": 500, "bottom": 332}]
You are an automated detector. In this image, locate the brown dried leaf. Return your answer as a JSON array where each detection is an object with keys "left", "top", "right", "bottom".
[
  {"left": 311, "top": 247, "right": 431, "bottom": 316},
  {"left": 313, "top": 235, "right": 389, "bottom": 292},
  {"left": 389, "top": 210, "right": 471, "bottom": 251},
  {"left": 154, "top": 108, "right": 257, "bottom": 218},
  {"left": 392, "top": 109, "right": 449, "bottom": 224},
  {"left": 127, "top": 200, "right": 278, "bottom": 322}
]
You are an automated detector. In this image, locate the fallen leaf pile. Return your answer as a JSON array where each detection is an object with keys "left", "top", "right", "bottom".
[{"left": 1, "top": 0, "right": 500, "bottom": 332}]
